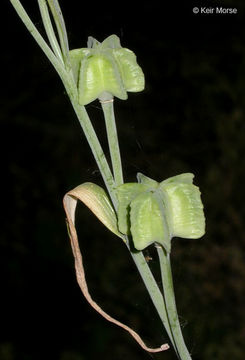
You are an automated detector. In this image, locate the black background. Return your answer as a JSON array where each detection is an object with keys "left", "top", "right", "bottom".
[{"left": 1, "top": 0, "right": 245, "bottom": 359}]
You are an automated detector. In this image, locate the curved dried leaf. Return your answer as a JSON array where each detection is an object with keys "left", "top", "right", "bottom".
[
  {"left": 63, "top": 186, "right": 169, "bottom": 353},
  {"left": 66, "top": 182, "right": 123, "bottom": 239}
]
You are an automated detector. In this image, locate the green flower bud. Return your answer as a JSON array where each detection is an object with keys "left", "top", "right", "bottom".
[{"left": 69, "top": 35, "right": 145, "bottom": 105}]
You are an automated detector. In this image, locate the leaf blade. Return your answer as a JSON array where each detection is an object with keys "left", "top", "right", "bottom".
[{"left": 67, "top": 182, "right": 124, "bottom": 240}]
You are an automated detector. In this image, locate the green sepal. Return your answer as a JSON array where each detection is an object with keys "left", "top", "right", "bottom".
[
  {"left": 100, "top": 34, "right": 121, "bottom": 49},
  {"left": 160, "top": 173, "right": 194, "bottom": 186},
  {"left": 137, "top": 172, "right": 158, "bottom": 188},
  {"left": 130, "top": 192, "right": 171, "bottom": 252},
  {"left": 87, "top": 36, "right": 101, "bottom": 49},
  {"left": 116, "top": 183, "right": 149, "bottom": 235}
]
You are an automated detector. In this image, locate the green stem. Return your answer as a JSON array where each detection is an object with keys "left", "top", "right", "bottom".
[
  {"left": 157, "top": 246, "right": 192, "bottom": 360},
  {"left": 130, "top": 250, "right": 177, "bottom": 351},
  {"left": 14, "top": 0, "right": 114, "bottom": 201},
  {"left": 101, "top": 99, "right": 177, "bottom": 352},
  {"left": 10, "top": 2, "right": 187, "bottom": 356},
  {"left": 38, "top": 0, "right": 64, "bottom": 65},
  {"left": 74, "top": 97, "right": 176, "bottom": 350},
  {"left": 101, "top": 100, "right": 124, "bottom": 187},
  {"left": 47, "top": 0, "right": 70, "bottom": 66},
  {"left": 9, "top": 0, "right": 67, "bottom": 80},
  {"left": 69, "top": 100, "right": 117, "bottom": 207},
  {"left": 73, "top": 97, "right": 176, "bottom": 351}
]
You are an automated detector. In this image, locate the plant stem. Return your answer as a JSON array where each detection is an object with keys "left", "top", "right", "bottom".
[
  {"left": 72, "top": 97, "right": 176, "bottom": 350},
  {"left": 72, "top": 97, "right": 176, "bottom": 346},
  {"left": 101, "top": 101, "right": 124, "bottom": 187},
  {"left": 130, "top": 250, "right": 177, "bottom": 351},
  {"left": 69, "top": 99, "right": 117, "bottom": 207},
  {"left": 100, "top": 100, "right": 177, "bottom": 352},
  {"left": 47, "top": 0, "right": 70, "bottom": 66},
  {"left": 9, "top": 0, "right": 67, "bottom": 80},
  {"left": 10, "top": 2, "right": 189, "bottom": 356},
  {"left": 38, "top": 0, "right": 64, "bottom": 65},
  {"left": 157, "top": 246, "right": 192, "bottom": 360}
]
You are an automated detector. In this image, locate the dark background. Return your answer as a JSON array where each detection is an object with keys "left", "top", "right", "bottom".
[{"left": 1, "top": 0, "right": 245, "bottom": 359}]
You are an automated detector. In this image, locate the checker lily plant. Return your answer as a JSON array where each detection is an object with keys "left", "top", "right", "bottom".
[{"left": 10, "top": 1, "right": 205, "bottom": 359}]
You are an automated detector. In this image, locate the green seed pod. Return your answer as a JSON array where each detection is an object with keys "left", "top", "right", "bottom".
[
  {"left": 130, "top": 191, "right": 171, "bottom": 252},
  {"left": 69, "top": 35, "right": 145, "bottom": 105},
  {"left": 113, "top": 48, "right": 145, "bottom": 92},
  {"left": 79, "top": 52, "right": 127, "bottom": 105},
  {"left": 116, "top": 172, "right": 205, "bottom": 252},
  {"left": 69, "top": 48, "right": 90, "bottom": 85},
  {"left": 116, "top": 183, "right": 149, "bottom": 235},
  {"left": 160, "top": 181, "right": 205, "bottom": 239}
]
